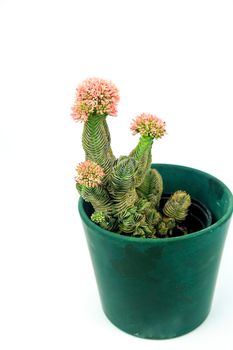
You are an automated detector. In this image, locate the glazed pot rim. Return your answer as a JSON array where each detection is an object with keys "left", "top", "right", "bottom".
[{"left": 78, "top": 163, "right": 233, "bottom": 243}]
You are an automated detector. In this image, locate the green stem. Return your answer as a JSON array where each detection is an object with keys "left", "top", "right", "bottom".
[
  {"left": 130, "top": 136, "right": 153, "bottom": 187},
  {"left": 108, "top": 156, "right": 138, "bottom": 216},
  {"left": 132, "top": 135, "right": 153, "bottom": 161},
  {"left": 82, "top": 114, "right": 115, "bottom": 181},
  {"left": 76, "top": 183, "right": 112, "bottom": 213}
]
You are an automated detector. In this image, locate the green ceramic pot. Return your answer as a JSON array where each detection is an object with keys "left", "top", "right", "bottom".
[{"left": 78, "top": 164, "right": 233, "bottom": 339}]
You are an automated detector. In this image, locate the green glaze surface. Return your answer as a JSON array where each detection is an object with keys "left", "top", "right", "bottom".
[{"left": 78, "top": 164, "right": 233, "bottom": 339}]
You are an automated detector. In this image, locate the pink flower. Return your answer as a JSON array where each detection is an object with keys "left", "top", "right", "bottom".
[
  {"left": 75, "top": 160, "right": 105, "bottom": 187},
  {"left": 130, "top": 113, "right": 166, "bottom": 139},
  {"left": 71, "top": 78, "right": 120, "bottom": 122}
]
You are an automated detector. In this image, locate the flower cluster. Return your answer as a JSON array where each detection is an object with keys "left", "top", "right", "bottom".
[
  {"left": 130, "top": 113, "right": 166, "bottom": 139},
  {"left": 75, "top": 160, "right": 105, "bottom": 188},
  {"left": 91, "top": 211, "right": 105, "bottom": 224},
  {"left": 71, "top": 78, "right": 120, "bottom": 122}
]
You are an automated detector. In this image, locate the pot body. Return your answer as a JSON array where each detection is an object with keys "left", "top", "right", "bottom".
[{"left": 78, "top": 164, "right": 233, "bottom": 339}]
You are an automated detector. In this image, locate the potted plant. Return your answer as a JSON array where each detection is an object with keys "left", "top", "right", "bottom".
[{"left": 72, "top": 78, "right": 233, "bottom": 339}]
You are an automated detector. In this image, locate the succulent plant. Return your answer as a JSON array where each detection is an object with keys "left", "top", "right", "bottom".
[{"left": 72, "top": 78, "right": 191, "bottom": 238}]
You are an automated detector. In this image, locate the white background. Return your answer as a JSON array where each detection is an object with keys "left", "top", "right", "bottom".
[{"left": 0, "top": 0, "right": 232, "bottom": 349}]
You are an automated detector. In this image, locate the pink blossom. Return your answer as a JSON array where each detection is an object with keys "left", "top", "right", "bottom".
[
  {"left": 71, "top": 78, "right": 120, "bottom": 122},
  {"left": 75, "top": 160, "right": 105, "bottom": 188},
  {"left": 130, "top": 113, "right": 166, "bottom": 139}
]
